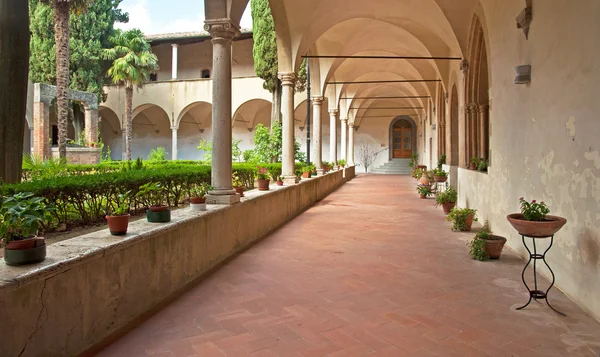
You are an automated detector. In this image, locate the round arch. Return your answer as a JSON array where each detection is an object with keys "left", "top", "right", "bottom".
[
  {"left": 388, "top": 115, "right": 417, "bottom": 161},
  {"left": 232, "top": 99, "right": 272, "bottom": 130},
  {"left": 99, "top": 106, "right": 122, "bottom": 160},
  {"left": 176, "top": 101, "right": 212, "bottom": 129},
  {"left": 131, "top": 104, "right": 172, "bottom": 160}
]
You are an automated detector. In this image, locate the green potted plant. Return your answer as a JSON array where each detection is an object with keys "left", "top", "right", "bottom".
[
  {"left": 1, "top": 192, "right": 54, "bottom": 266},
  {"left": 189, "top": 182, "right": 212, "bottom": 211},
  {"left": 232, "top": 172, "right": 244, "bottom": 197},
  {"left": 295, "top": 169, "right": 303, "bottom": 181},
  {"left": 302, "top": 164, "right": 316, "bottom": 179},
  {"left": 477, "top": 159, "right": 488, "bottom": 172},
  {"left": 409, "top": 153, "right": 419, "bottom": 174},
  {"left": 467, "top": 221, "right": 507, "bottom": 260},
  {"left": 276, "top": 176, "right": 284, "bottom": 186},
  {"left": 137, "top": 182, "right": 170, "bottom": 223},
  {"left": 256, "top": 166, "right": 271, "bottom": 191},
  {"left": 469, "top": 157, "right": 479, "bottom": 170},
  {"left": 433, "top": 168, "right": 448, "bottom": 183},
  {"left": 337, "top": 159, "right": 346, "bottom": 170},
  {"left": 446, "top": 207, "right": 478, "bottom": 231},
  {"left": 106, "top": 191, "right": 131, "bottom": 235},
  {"left": 507, "top": 198, "right": 566, "bottom": 237},
  {"left": 416, "top": 185, "right": 432, "bottom": 199},
  {"left": 321, "top": 161, "right": 329, "bottom": 173},
  {"left": 435, "top": 186, "right": 457, "bottom": 214}
]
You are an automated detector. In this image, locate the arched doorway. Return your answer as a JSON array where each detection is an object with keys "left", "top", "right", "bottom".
[{"left": 389, "top": 117, "right": 415, "bottom": 159}]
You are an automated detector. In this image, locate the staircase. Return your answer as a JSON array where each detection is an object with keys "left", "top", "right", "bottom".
[{"left": 370, "top": 158, "right": 412, "bottom": 175}]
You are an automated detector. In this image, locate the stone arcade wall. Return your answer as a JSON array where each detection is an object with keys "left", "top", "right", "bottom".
[{"left": 0, "top": 167, "right": 355, "bottom": 357}]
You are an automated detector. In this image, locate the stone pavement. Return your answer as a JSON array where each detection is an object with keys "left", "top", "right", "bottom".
[{"left": 96, "top": 175, "right": 600, "bottom": 357}]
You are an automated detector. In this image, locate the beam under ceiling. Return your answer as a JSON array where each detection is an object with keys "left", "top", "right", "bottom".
[
  {"left": 341, "top": 96, "right": 430, "bottom": 99},
  {"left": 328, "top": 79, "right": 440, "bottom": 85},
  {"left": 302, "top": 55, "right": 461, "bottom": 61},
  {"left": 350, "top": 107, "right": 424, "bottom": 110}
]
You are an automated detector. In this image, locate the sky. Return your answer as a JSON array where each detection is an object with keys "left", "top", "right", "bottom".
[{"left": 115, "top": 0, "right": 253, "bottom": 35}]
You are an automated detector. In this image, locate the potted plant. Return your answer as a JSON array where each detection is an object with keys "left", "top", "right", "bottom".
[
  {"left": 276, "top": 176, "right": 284, "bottom": 186},
  {"left": 338, "top": 159, "right": 346, "bottom": 170},
  {"left": 137, "top": 182, "right": 170, "bottom": 223},
  {"left": 256, "top": 166, "right": 271, "bottom": 191},
  {"left": 419, "top": 170, "right": 434, "bottom": 186},
  {"left": 469, "top": 157, "right": 479, "bottom": 170},
  {"left": 446, "top": 207, "right": 478, "bottom": 231},
  {"left": 321, "top": 161, "right": 329, "bottom": 173},
  {"left": 412, "top": 167, "right": 424, "bottom": 180},
  {"left": 1, "top": 192, "right": 54, "bottom": 266},
  {"left": 467, "top": 221, "right": 507, "bottom": 260},
  {"left": 416, "top": 185, "right": 432, "bottom": 199},
  {"left": 433, "top": 168, "right": 448, "bottom": 182},
  {"left": 301, "top": 164, "right": 315, "bottom": 179},
  {"left": 189, "top": 182, "right": 212, "bottom": 211},
  {"left": 437, "top": 154, "right": 446, "bottom": 170},
  {"left": 435, "top": 186, "right": 457, "bottom": 214},
  {"left": 477, "top": 159, "right": 488, "bottom": 172},
  {"left": 409, "top": 153, "right": 419, "bottom": 174},
  {"left": 507, "top": 198, "right": 566, "bottom": 237},
  {"left": 232, "top": 172, "right": 244, "bottom": 197},
  {"left": 106, "top": 192, "right": 131, "bottom": 235}
]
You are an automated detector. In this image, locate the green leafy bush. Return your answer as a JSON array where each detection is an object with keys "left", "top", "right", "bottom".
[
  {"left": 435, "top": 186, "right": 457, "bottom": 205},
  {"left": 446, "top": 207, "right": 478, "bottom": 231},
  {"left": 416, "top": 185, "right": 432, "bottom": 197},
  {"left": 148, "top": 147, "right": 168, "bottom": 161}
]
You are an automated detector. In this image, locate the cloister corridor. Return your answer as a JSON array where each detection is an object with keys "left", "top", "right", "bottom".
[{"left": 95, "top": 175, "right": 600, "bottom": 357}]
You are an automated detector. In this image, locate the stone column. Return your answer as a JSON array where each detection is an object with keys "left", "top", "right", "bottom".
[
  {"left": 84, "top": 104, "right": 98, "bottom": 146},
  {"left": 171, "top": 44, "right": 179, "bottom": 80},
  {"left": 478, "top": 104, "right": 489, "bottom": 159},
  {"left": 171, "top": 126, "right": 178, "bottom": 160},
  {"left": 279, "top": 72, "right": 297, "bottom": 184},
  {"left": 466, "top": 103, "right": 477, "bottom": 162},
  {"left": 33, "top": 100, "right": 50, "bottom": 159},
  {"left": 29, "top": 127, "right": 34, "bottom": 154},
  {"left": 312, "top": 96, "right": 324, "bottom": 175},
  {"left": 329, "top": 109, "right": 338, "bottom": 166},
  {"left": 204, "top": 19, "right": 240, "bottom": 204},
  {"left": 340, "top": 117, "right": 348, "bottom": 161},
  {"left": 348, "top": 122, "right": 355, "bottom": 165}
]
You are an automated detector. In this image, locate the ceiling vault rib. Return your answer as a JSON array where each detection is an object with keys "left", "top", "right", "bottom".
[
  {"left": 328, "top": 79, "right": 440, "bottom": 84},
  {"left": 341, "top": 96, "right": 430, "bottom": 99},
  {"left": 302, "top": 55, "right": 462, "bottom": 60},
  {"left": 350, "top": 107, "right": 423, "bottom": 110}
]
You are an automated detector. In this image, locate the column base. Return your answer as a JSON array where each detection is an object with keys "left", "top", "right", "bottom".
[
  {"left": 316, "top": 169, "right": 324, "bottom": 176},
  {"left": 206, "top": 190, "right": 240, "bottom": 205},
  {"left": 283, "top": 175, "right": 298, "bottom": 185}
]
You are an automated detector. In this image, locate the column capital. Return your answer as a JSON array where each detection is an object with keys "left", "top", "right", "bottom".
[
  {"left": 311, "top": 96, "right": 324, "bottom": 104},
  {"left": 328, "top": 109, "right": 339, "bottom": 115},
  {"left": 348, "top": 122, "right": 355, "bottom": 128},
  {"left": 171, "top": 43, "right": 179, "bottom": 48},
  {"left": 477, "top": 104, "right": 489, "bottom": 113},
  {"left": 278, "top": 72, "right": 296, "bottom": 86},
  {"left": 204, "top": 19, "right": 240, "bottom": 42},
  {"left": 170, "top": 125, "right": 179, "bottom": 130},
  {"left": 466, "top": 103, "right": 478, "bottom": 113},
  {"left": 340, "top": 117, "right": 348, "bottom": 123}
]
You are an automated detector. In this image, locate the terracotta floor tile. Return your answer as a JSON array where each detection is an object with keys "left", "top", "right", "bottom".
[{"left": 95, "top": 175, "right": 600, "bottom": 357}]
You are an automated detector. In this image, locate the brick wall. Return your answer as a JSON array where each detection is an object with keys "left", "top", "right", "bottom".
[{"left": 51, "top": 147, "right": 101, "bottom": 164}]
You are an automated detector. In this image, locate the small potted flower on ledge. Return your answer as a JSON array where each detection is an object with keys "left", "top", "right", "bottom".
[
  {"left": 232, "top": 172, "right": 244, "bottom": 197},
  {"left": 469, "top": 157, "right": 479, "bottom": 170},
  {"left": 467, "top": 221, "right": 507, "bottom": 260},
  {"left": 435, "top": 186, "right": 457, "bottom": 214},
  {"left": 1, "top": 192, "right": 54, "bottom": 266},
  {"left": 337, "top": 159, "right": 346, "bottom": 170},
  {"left": 433, "top": 168, "right": 448, "bottom": 183},
  {"left": 189, "top": 182, "right": 212, "bottom": 211},
  {"left": 301, "top": 164, "right": 316, "bottom": 179},
  {"left": 507, "top": 198, "right": 566, "bottom": 237},
  {"left": 276, "top": 176, "right": 284, "bottom": 186},
  {"left": 446, "top": 207, "right": 478, "bottom": 231},
  {"left": 106, "top": 192, "right": 131, "bottom": 235},
  {"left": 416, "top": 185, "right": 432, "bottom": 199},
  {"left": 137, "top": 182, "right": 170, "bottom": 223},
  {"left": 256, "top": 166, "right": 271, "bottom": 191}
]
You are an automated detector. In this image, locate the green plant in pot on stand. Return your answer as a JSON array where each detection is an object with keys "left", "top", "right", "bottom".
[
  {"left": 137, "top": 182, "right": 171, "bottom": 222},
  {"left": 435, "top": 186, "right": 457, "bottom": 214},
  {"left": 106, "top": 191, "right": 131, "bottom": 235},
  {"left": 189, "top": 182, "right": 212, "bottom": 211},
  {"left": 416, "top": 185, "right": 432, "bottom": 199},
  {"left": 507, "top": 198, "right": 566, "bottom": 237},
  {"left": 256, "top": 166, "right": 271, "bottom": 191},
  {"left": 232, "top": 172, "right": 244, "bottom": 197},
  {"left": 433, "top": 168, "right": 448, "bottom": 183},
  {"left": 446, "top": 207, "right": 478, "bottom": 231},
  {"left": 467, "top": 221, "right": 507, "bottom": 260},
  {"left": 1, "top": 192, "right": 54, "bottom": 266}
]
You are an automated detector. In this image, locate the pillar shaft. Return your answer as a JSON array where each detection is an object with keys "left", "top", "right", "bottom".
[
  {"left": 329, "top": 109, "right": 338, "bottom": 165},
  {"left": 340, "top": 118, "right": 348, "bottom": 161},
  {"left": 312, "top": 96, "right": 323, "bottom": 174},
  {"left": 478, "top": 104, "right": 489, "bottom": 160},
  {"left": 348, "top": 122, "right": 355, "bottom": 165},
  {"left": 171, "top": 126, "right": 178, "bottom": 160},
  {"left": 84, "top": 105, "right": 98, "bottom": 146},
  {"left": 33, "top": 101, "right": 50, "bottom": 159},
  {"left": 279, "top": 72, "right": 296, "bottom": 183},
  {"left": 204, "top": 19, "right": 240, "bottom": 204},
  {"left": 467, "top": 103, "right": 477, "bottom": 161},
  {"left": 171, "top": 44, "right": 178, "bottom": 80}
]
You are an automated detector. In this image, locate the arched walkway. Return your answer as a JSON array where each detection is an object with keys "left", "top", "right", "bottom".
[
  {"left": 177, "top": 101, "right": 212, "bottom": 160},
  {"left": 132, "top": 104, "right": 172, "bottom": 160},
  {"left": 97, "top": 175, "right": 600, "bottom": 357},
  {"left": 99, "top": 106, "right": 122, "bottom": 160}
]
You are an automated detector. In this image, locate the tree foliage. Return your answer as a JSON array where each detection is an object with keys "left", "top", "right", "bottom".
[
  {"left": 250, "top": 0, "right": 278, "bottom": 93},
  {"left": 244, "top": 121, "right": 306, "bottom": 163}
]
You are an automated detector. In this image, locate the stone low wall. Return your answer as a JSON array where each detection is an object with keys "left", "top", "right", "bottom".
[
  {"left": 0, "top": 167, "right": 355, "bottom": 357},
  {"left": 51, "top": 147, "right": 101, "bottom": 164}
]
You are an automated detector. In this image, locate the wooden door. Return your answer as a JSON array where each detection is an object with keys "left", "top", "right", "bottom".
[{"left": 392, "top": 121, "right": 413, "bottom": 158}]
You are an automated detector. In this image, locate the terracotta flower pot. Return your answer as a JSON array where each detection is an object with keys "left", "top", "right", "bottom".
[
  {"left": 4, "top": 240, "right": 46, "bottom": 266},
  {"left": 419, "top": 194, "right": 426, "bottom": 199},
  {"left": 419, "top": 176, "right": 430, "bottom": 185},
  {"left": 469, "top": 163, "right": 476, "bottom": 170},
  {"left": 257, "top": 179, "right": 270, "bottom": 191},
  {"left": 5, "top": 236, "right": 38, "bottom": 250},
  {"left": 190, "top": 197, "right": 206, "bottom": 204},
  {"left": 106, "top": 214, "right": 130, "bottom": 236},
  {"left": 434, "top": 176, "right": 448, "bottom": 183},
  {"left": 276, "top": 181, "right": 284, "bottom": 186},
  {"left": 506, "top": 213, "right": 567, "bottom": 237},
  {"left": 302, "top": 172, "right": 311, "bottom": 179},
  {"left": 484, "top": 235, "right": 507, "bottom": 259},
  {"left": 464, "top": 214, "right": 475, "bottom": 231},
  {"left": 234, "top": 186, "right": 244, "bottom": 197},
  {"left": 442, "top": 202, "right": 456, "bottom": 214},
  {"left": 149, "top": 205, "right": 168, "bottom": 212}
]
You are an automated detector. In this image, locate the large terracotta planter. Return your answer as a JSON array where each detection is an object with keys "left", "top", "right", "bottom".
[
  {"left": 484, "top": 236, "right": 507, "bottom": 259},
  {"left": 149, "top": 204, "right": 169, "bottom": 213},
  {"left": 464, "top": 214, "right": 475, "bottom": 231},
  {"left": 434, "top": 176, "right": 448, "bottom": 183},
  {"left": 506, "top": 213, "right": 567, "bottom": 237},
  {"left": 234, "top": 186, "right": 245, "bottom": 197},
  {"left": 419, "top": 176, "right": 430, "bottom": 186},
  {"left": 257, "top": 179, "right": 270, "bottom": 191},
  {"left": 442, "top": 202, "right": 456, "bottom": 214},
  {"left": 106, "top": 214, "right": 130, "bottom": 235}
]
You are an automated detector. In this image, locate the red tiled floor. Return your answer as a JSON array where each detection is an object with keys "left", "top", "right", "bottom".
[{"left": 96, "top": 175, "right": 600, "bottom": 357}]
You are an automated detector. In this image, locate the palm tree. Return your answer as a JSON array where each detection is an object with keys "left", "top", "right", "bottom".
[
  {"left": 102, "top": 29, "right": 158, "bottom": 160},
  {"left": 42, "top": 0, "right": 90, "bottom": 159}
]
